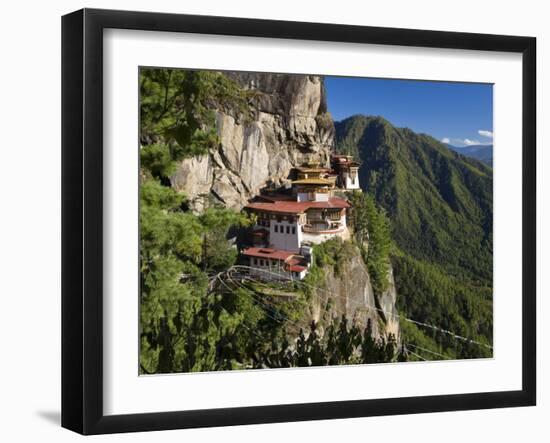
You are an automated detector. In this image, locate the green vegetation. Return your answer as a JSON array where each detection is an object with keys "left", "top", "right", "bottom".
[
  {"left": 139, "top": 69, "right": 255, "bottom": 373},
  {"left": 335, "top": 115, "right": 493, "bottom": 359},
  {"left": 247, "top": 318, "right": 401, "bottom": 368},
  {"left": 311, "top": 237, "right": 357, "bottom": 276},
  {"left": 347, "top": 191, "right": 393, "bottom": 294},
  {"left": 139, "top": 180, "right": 253, "bottom": 373},
  {"left": 393, "top": 252, "right": 492, "bottom": 359}
]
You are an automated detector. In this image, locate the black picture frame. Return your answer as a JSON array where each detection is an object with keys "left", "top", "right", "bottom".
[{"left": 61, "top": 8, "right": 537, "bottom": 435}]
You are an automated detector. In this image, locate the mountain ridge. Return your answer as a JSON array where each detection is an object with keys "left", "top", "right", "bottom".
[
  {"left": 446, "top": 143, "right": 493, "bottom": 166},
  {"left": 334, "top": 114, "right": 493, "bottom": 357},
  {"left": 335, "top": 114, "right": 493, "bottom": 280}
]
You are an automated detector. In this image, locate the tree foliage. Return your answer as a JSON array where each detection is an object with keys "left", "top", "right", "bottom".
[
  {"left": 347, "top": 191, "right": 393, "bottom": 293},
  {"left": 248, "top": 317, "right": 401, "bottom": 369},
  {"left": 139, "top": 180, "right": 253, "bottom": 373},
  {"left": 139, "top": 69, "right": 256, "bottom": 373},
  {"left": 393, "top": 252, "right": 492, "bottom": 359}
]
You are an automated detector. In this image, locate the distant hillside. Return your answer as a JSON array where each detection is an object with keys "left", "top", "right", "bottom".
[
  {"left": 335, "top": 115, "right": 493, "bottom": 280},
  {"left": 334, "top": 115, "right": 493, "bottom": 357},
  {"left": 447, "top": 143, "right": 493, "bottom": 167}
]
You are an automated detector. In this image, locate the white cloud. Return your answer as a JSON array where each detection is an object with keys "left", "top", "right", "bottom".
[
  {"left": 441, "top": 136, "right": 493, "bottom": 147},
  {"left": 478, "top": 129, "right": 493, "bottom": 139},
  {"left": 447, "top": 137, "right": 492, "bottom": 147},
  {"left": 463, "top": 138, "right": 482, "bottom": 146}
]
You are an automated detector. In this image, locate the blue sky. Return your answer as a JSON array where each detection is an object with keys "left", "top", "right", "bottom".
[{"left": 325, "top": 76, "right": 493, "bottom": 147}]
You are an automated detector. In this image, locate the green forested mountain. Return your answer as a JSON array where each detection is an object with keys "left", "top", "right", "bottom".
[{"left": 335, "top": 115, "right": 493, "bottom": 358}]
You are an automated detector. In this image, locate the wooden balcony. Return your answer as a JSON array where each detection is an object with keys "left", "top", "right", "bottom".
[{"left": 302, "top": 222, "right": 344, "bottom": 234}]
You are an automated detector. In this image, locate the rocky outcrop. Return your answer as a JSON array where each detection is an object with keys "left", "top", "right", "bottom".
[
  {"left": 307, "top": 245, "right": 400, "bottom": 340},
  {"left": 171, "top": 73, "right": 334, "bottom": 211},
  {"left": 377, "top": 267, "right": 400, "bottom": 338}
]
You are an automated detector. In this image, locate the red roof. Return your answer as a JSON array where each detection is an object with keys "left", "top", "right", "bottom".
[
  {"left": 242, "top": 247, "right": 295, "bottom": 261},
  {"left": 245, "top": 197, "right": 350, "bottom": 214},
  {"left": 285, "top": 257, "right": 308, "bottom": 272}
]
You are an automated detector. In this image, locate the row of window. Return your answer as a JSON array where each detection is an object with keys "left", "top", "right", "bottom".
[
  {"left": 274, "top": 224, "right": 296, "bottom": 235},
  {"left": 257, "top": 212, "right": 297, "bottom": 222},
  {"left": 252, "top": 258, "right": 281, "bottom": 267}
]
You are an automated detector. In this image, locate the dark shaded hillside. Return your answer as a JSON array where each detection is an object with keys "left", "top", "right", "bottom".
[{"left": 335, "top": 115, "right": 493, "bottom": 357}]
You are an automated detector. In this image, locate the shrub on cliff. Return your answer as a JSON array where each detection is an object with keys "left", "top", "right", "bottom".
[{"left": 348, "top": 191, "right": 393, "bottom": 294}]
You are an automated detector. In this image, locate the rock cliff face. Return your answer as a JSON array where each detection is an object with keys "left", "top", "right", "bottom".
[
  {"left": 378, "top": 268, "right": 400, "bottom": 338},
  {"left": 308, "top": 246, "right": 399, "bottom": 340},
  {"left": 171, "top": 73, "right": 334, "bottom": 211}
]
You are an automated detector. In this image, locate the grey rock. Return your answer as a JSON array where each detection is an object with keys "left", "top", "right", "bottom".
[
  {"left": 171, "top": 73, "right": 334, "bottom": 210},
  {"left": 306, "top": 246, "right": 400, "bottom": 341},
  {"left": 171, "top": 154, "right": 213, "bottom": 201},
  {"left": 376, "top": 267, "right": 401, "bottom": 339}
]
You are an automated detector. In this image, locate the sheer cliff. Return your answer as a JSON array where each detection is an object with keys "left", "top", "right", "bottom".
[{"left": 308, "top": 246, "right": 400, "bottom": 340}]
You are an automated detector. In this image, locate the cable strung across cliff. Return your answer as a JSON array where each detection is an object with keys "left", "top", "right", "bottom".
[
  {"left": 235, "top": 271, "right": 455, "bottom": 362},
  {"left": 220, "top": 265, "right": 493, "bottom": 352}
]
